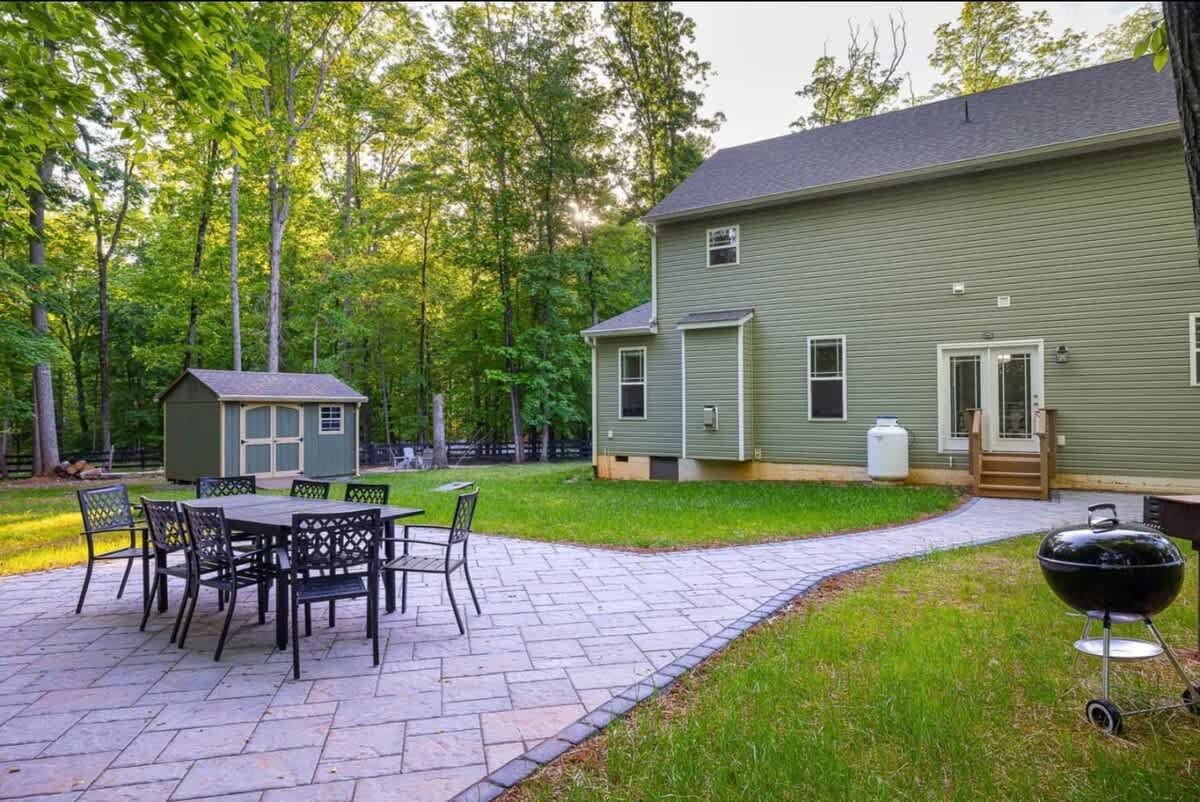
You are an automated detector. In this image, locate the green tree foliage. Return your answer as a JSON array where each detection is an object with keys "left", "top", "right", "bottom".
[
  {"left": 1095, "top": 4, "right": 1163, "bottom": 64},
  {"left": 928, "top": 2, "right": 1086, "bottom": 98},
  {"left": 792, "top": 15, "right": 908, "bottom": 130}
]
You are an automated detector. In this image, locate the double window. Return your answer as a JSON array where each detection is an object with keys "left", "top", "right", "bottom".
[
  {"left": 319, "top": 405, "right": 343, "bottom": 434},
  {"left": 706, "top": 226, "right": 739, "bottom": 267},
  {"left": 808, "top": 336, "right": 846, "bottom": 420},
  {"left": 619, "top": 347, "right": 646, "bottom": 419}
]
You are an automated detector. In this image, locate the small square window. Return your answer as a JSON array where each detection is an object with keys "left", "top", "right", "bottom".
[
  {"left": 319, "top": 405, "right": 343, "bottom": 434},
  {"left": 707, "top": 226, "right": 739, "bottom": 267}
]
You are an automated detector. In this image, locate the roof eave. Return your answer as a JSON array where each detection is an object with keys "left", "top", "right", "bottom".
[
  {"left": 677, "top": 311, "right": 755, "bottom": 331},
  {"left": 215, "top": 394, "right": 368, "bottom": 403},
  {"left": 581, "top": 323, "right": 658, "bottom": 339},
  {"left": 643, "top": 122, "right": 1179, "bottom": 224}
]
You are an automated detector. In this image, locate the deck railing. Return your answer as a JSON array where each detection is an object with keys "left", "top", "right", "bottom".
[{"left": 1037, "top": 408, "right": 1058, "bottom": 498}]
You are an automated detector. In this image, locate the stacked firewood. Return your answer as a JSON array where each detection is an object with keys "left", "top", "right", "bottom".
[{"left": 54, "top": 460, "right": 104, "bottom": 480}]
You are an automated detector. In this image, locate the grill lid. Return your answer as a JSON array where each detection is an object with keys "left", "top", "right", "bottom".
[{"left": 1038, "top": 504, "right": 1183, "bottom": 568}]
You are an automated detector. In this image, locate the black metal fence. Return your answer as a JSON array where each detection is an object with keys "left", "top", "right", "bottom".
[
  {"left": 360, "top": 439, "right": 590, "bottom": 467},
  {"left": 0, "top": 447, "right": 163, "bottom": 480}
]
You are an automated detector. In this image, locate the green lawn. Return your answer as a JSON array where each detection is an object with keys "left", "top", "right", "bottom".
[
  {"left": 513, "top": 535, "right": 1200, "bottom": 802},
  {"left": 0, "top": 462, "right": 960, "bottom": 575}
]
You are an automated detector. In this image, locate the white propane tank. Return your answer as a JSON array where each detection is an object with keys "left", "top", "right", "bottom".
[{"left": 867, "top": 415, "right": 909, "bottom": 482}]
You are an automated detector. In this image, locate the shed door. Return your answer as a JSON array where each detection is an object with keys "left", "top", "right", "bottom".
[{"left": 240, "top": 404, "right": 304, "bottom": 477}]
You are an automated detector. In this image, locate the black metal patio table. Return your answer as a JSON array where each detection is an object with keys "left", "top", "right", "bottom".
[{"left": 184, "top": 494, "right": 423, "bottom": 649}]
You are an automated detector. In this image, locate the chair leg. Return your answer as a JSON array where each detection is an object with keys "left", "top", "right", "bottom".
[
  {"left": 304, "top": 602, "right": 312, "bottom": 637},
  {"left": 178, "top": 582, "right": 198, "bottom": 649},
  {"left": 370, "top": 579, "right": 380, "bottom": 667},
  {"left": 291, "top": 594, "right": 301, "bottom": 680},
  {"left": 329, "top": 600, "right": 336, "bottom": 628},
  {"left": 401, "top": 571, "right": 408, "bottom": 615},
  {"left": 140, "top": 574, "right": 161, "bottom": 632},
  {"left": 215, "top": 585, "right": 238, "bottom": 662},
  {"left": 76, "top": 557, "right": 94, "bottom": 615},
  {"left": 170, "top": 574, "right": 190, "bottom": 644},
  {"left": 463, "top": 563, "right": 482, "bottom": 615},
  {"left": 117, "top": 555, "right": 133, "bottom": 599},
  {"left": 445, "top": 571, "right": 465, "bottom": 635}
]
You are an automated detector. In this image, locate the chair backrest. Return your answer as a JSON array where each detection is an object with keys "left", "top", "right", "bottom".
[
  {"left": 290, "top": 510, "right": 381, "bottom": 573},
  {"left": 182, "top": 504, "right": 233, "bottom": 565},
  {"left": 1143, "top": 496, "right": 1166, "bottom": 531},
  {"left": 141, "top": 498, "right": 188, "bottom": 553},
  {"left": 290, "top": 479, "right": 330, "bottom": 500},
  {"left": 78, "top": 485, "right": 134, "bottom": 533},
  {"left": 196, "top": 475, "right": 256, "bottom": 498},
  {"left": 448, "top": 490, "right": 479, "bottom": 544},
  {"left": 403, "top": 447, "right": 416, "bottom": 460},
  {"left": 345, "top": 482, "right": 389, "bottom": 506}
]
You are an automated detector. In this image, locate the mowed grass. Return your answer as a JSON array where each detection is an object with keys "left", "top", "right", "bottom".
[
  {"left": 513, "top": 535, "right": 1200, "bottom": 802},
  {"left": 0, "top": 462, "right": 960, "bottom": 575}
]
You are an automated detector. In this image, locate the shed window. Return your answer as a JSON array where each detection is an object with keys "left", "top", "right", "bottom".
[
  {"left": 1192, "top": 313, "right": 1200, "bottom": 386},
  {"left": 619, "top": 347, "right": 646, "bottom": 419},
  {"left": 808, "top": 336, "right": 846, "bottom": 421},
  {"left": 706, "top": 226, "right": 739, "bottom": 267},
  {"left": 319, "top": 405, "right": 343, "bottom": 434}
]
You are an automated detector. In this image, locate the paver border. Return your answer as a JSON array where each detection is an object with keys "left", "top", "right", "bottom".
[{"left": 447, "top": 496, "right": 1056, "bottom": 802}]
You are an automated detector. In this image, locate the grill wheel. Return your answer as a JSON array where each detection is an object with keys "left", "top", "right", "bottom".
[{"left": 1086, "top": 699, "right": 1123, "bottom": 735}]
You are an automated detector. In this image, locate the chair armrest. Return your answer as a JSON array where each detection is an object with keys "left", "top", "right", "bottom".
[
  {"left": 275, "top": 547, "right": 291, "bottom": 571},
  {"left": 385, "top": 538, "right": 450, "bottom": 549}
]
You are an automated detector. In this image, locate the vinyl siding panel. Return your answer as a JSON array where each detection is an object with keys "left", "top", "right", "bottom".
[
  {"left": 162, "top": 376, "right": 220, "bottom": 482},
  {"left": 223, "top": 403, "right": 240, "bottom": 476},
  {"left": 599, "top": 140, "right": 1200, "bottom": 481},
  {"left": 595, "top": 336, "right": 679, "bottom": 457},
  {"left": 683, "top": 327, "right": 744, "bottom": 460},
  {"left": 302, "top": 403, "right": 357, "bottom": 477}
]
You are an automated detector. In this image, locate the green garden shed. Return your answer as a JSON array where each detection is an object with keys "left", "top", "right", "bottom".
[{"left": 158, "top": 369, "right": 367, "bottom": 483}]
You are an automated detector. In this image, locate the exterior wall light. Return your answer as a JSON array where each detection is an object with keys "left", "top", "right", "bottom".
[{"left": 1055, "top": 345, "right": 1070, "bottom": 363}]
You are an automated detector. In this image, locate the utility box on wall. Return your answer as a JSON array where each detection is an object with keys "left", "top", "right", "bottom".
[{"left": 680, "top": 309, "right": 754, "bottom": 462}]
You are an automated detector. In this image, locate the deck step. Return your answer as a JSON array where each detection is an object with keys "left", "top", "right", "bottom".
[{"left": 976, "top": 483, "right": 1047, "bottom": 500}]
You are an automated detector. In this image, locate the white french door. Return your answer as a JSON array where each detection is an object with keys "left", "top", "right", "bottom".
[
  {"left": 240, "top": 404, "right": 304, "bottom": 477},
  {"left": 938, "top": 341, "right": 1044, "bottom": 454}
]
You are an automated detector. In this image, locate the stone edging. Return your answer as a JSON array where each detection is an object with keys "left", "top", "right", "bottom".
[{"left": 449, "top": 499, "right": 992, "bottom": 801}]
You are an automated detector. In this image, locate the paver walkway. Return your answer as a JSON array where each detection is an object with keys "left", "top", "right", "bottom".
[{"left": 0, "top": 491, "right": 1129, "bottom": 801}]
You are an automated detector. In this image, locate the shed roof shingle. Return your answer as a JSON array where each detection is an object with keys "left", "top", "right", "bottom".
[
  {"left": 161, "top": 369, "right": 367, "bottom": 402},
  {"left": 646, "top": 58, "right": 1178, "bottom": 222},
  {"left": 581, "top": 302, "right": 655, "bottom": 337}
]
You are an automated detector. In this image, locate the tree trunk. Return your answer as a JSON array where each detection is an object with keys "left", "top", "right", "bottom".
[
  {"left": 312, "top": 316, "right": 318, "bottom": 371},
  {"left": 32, "top": 384, "right": 42, "bottom": 477},
  {"left": 71, "top": 341, "right": 88, "bottom": 435},
  {"left": 432, "top": 393, "right": 448, "bottom": 469},
  {"left": 184, "top": 140, "right": 220, "bottom": 370},
  {"left": 1165, "top": 3, "right": 1200, "bottom": 250},
  {"left": 30, "top": 151, "right": 59, "bottom": 475},
  {"left": 379, "top": 352, "right": 392, "bottom": 448},
  {"left": 417, "top": 194, "right": 432, "bottom": 445},
  {"left": 267, "top": 164, "right": 285, "bottom": 372},
  {"left": 230, "top": 154, "right": 242, "bottom": 371},
  {"left": 0, "top": 417, "right": 8, "bottom": 480},
  {"left": 98, "top": 252, "right": 111, "bottom": 454}
]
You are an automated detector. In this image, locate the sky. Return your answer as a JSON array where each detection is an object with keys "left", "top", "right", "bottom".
[{"left": 678, "top": 2, "right": 1147, "bottom": 150}]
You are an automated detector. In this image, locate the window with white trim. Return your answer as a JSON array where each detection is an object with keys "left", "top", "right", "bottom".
[
  {"left": 808, "top": 336, "right": 846, "bottom": 420},
  {"left": 706, "top": 225, "right": 739, "bottom": 267},
  {"left": 1191, "top": 313, "right": 1200, "bottom": 386},
  {"left": 319, "top": 405, "right": 343, "bottom": 434},
  {"left": 619, "top": 347, "right": 646, "bottom": 419}
]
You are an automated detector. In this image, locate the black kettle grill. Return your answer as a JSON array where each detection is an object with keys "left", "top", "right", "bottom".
[{"left": 1038, "top": 503, "right": 1200, "bottom": 734}]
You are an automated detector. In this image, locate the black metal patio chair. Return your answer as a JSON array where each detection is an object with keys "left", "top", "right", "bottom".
[
  {"left": 139, "top": 498, "right": 192, "bottom": 642},
  {"left": 75, "top": 484, "right": 148, "bottom": 615},
  {"left": 344, "top": 482, "right": 389, "bottom": 505},
  {"left": 279, "top": 509, "right": 382, "bottom": 678},
  {"left": 290, "top": 479, "right": 330, "bottom": 500},
  {"left": 179, "top": 504, "right": 272, "bottom": 660},
  {"left": 196, "top": 475, "right": 261, "bottom": 553},
  {"left": 382, "top": 490, "right": 481, "bottom": 634}
]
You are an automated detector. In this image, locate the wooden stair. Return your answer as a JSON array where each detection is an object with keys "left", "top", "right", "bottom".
[{"left": 967, "top": 408, "right": 1057, "bottom": 500}]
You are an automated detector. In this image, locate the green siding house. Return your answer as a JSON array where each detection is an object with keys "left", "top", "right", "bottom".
[
  {"left": 584, "top": 59, "right": 1200, "bottom": 495},
  {"left": 158, "top": 369, "right": 366, "bottom": 483}
]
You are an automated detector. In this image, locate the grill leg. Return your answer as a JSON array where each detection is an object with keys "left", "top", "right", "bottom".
[
  {"left": 1102, "top": 614, "right": 1112, "bottom": 700},
  {"left": 1145, "top": 617, "right": 1200, "bottom": 702}
]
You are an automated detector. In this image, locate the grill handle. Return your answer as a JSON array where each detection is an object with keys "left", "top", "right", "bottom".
[{"left": 1087, "top": 503, "right": 1118, "bottom": 530}]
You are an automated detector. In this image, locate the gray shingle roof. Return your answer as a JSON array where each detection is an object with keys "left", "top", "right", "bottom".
[
  {"left": 581, "top": 302, "right": 655, "bottom": 337},
  {"left": 646, "top": 58, "right": 1178, "bottom": 222},
  {"left": 161, "top": 369, "right": 367, "bottom": 402},
  {"left": 677, "top": 309, "right": 755, "bottom": 328}
]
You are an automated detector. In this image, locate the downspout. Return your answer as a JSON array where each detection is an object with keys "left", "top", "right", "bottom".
[
  {"left": 649, "top": 223, "right": 658, "bottom": 325},
  {"left": 585, "top": 334, "right": 598, "bottom": 475}
]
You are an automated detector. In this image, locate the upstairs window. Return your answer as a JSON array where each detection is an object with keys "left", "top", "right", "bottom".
[
  {"left": 808, "top": 336, "right": 846, "bottom": 421},
  {"left": 320, "top": 405, "right": 343, "bottom": 434},
  {"left": 707, "top": 226, "right": 739, "bottom": 267},
  {"left": 619, "top": 347, "right": 646, "bottom": 419}
]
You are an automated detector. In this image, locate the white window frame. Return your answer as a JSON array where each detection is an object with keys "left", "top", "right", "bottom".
[
  {"left": 1191, "top": 313, "right": 1200, "bottom": 386},
  {"left": 319, "top": 404, "right": 344, "bottom": 435},
  {"left": 706, "top": 225, "right": 740, "bottom": 267},
  {"left": 618, "top": 346, "right": 647, "bottom": 420},
  {"left": 807, "top": 335, "right": 847, "bottom": 422}
]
